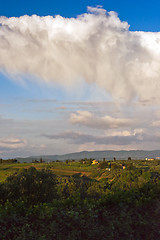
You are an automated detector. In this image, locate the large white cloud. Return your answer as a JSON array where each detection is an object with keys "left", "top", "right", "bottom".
[{"left": 0, "top": 6, "right": 160, "bottom": 101}]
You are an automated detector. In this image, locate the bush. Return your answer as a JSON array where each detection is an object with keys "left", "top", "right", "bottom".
[{"left": 2, "top": 167, "right": 57, "bottom": 205}]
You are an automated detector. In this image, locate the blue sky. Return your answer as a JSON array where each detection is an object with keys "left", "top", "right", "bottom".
[{"left": 1, "top": 1, "right": 160, "bottom": 158}]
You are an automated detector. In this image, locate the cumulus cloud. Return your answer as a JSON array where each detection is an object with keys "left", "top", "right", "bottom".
[
  {"left": 70, "top": 111, "right": 134, "bottom": 129},
  {"left": 0, "top": 6, "right": 160, "bottom": 101}
]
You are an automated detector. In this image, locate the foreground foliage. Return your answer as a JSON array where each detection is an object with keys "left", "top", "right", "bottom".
[{"left": 0, "top": 162, "right": 160, "bottom": 239}]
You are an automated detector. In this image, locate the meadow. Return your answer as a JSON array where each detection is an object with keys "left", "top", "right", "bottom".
[{"left": 0, "top": 158, "right": 160, "bottom": 239}]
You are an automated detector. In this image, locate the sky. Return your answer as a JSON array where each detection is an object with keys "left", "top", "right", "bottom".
[{"left": 1, "top": 0, "right": 160, "bottom": 158}]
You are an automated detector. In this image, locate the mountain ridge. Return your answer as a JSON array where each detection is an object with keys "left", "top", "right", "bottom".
[{"left": 16, "top": 150, "right": 160, "bottom": 162}]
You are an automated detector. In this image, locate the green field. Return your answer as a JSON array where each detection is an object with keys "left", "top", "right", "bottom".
[
  {"left": 0, "top": 161, "right": 98, "bottom": 182},
  {"left": 1, "top": 159, "right": 160, "bottom": 181}
]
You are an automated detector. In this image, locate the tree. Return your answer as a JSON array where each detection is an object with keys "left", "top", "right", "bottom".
[{"left": 99, "top": 161, "right": 108, "bottom": 169}]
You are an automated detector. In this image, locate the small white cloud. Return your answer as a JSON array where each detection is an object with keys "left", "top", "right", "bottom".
[
  {"left": 152, "top": 121, "right": 160, "bottom": 127},
  {"left": 56, "top": 105, "right": 67, "bottom": 110},
  {"left": 70, "top": 111, "right": 133, "bottom": 129},
  {"left": 87, "top": 6, "right": 107, "bottom": 15},
  {"left": 106, "top": 130, "right": 132, "bottom": 136},
  {"left": 0, "top": 137, "right": 27, "bottom": 150}
]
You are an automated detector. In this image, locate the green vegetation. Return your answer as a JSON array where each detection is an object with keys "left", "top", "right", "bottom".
[{"left": 0, "top": 159, "right": 160, "bottom": 239}]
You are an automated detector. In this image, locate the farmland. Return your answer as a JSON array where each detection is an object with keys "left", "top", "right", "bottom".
[{"left": 0, "top": 159, "right": 160, "bottom": 239}]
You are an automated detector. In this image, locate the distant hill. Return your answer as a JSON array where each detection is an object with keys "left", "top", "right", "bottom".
[{"left": 16, "top": 150, "right": 160, "bottom": 163}]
